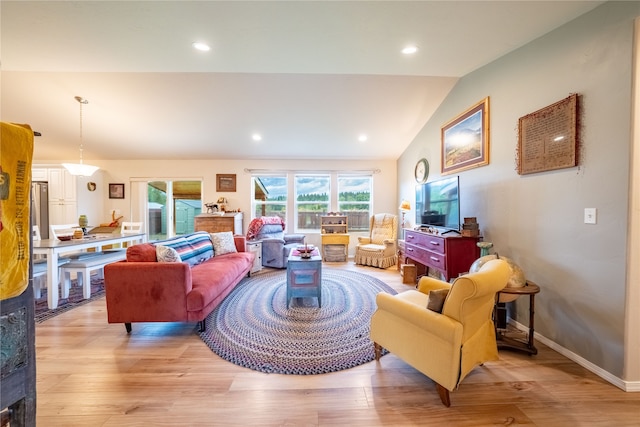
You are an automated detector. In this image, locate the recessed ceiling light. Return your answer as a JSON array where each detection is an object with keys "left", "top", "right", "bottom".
[
  {"left": 402, "top": 45, "right": 418, "bottom": 55},
  {"left": 192, "top": 42, "right": 211, "bottom": 52},
  {"left": 252, "top": 133, "right": 262, "bottom": 141},
  {"left": 358, "top": 134, "right": 368, "bottom": 142}
]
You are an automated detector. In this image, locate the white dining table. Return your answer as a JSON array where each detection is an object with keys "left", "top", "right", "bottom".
[{"left": 32, "top": 233, "right": 146, "bottom": 309}]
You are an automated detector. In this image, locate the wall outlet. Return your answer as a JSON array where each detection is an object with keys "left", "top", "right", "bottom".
[{"left": 584, "top": 208, "right": 597, "bottom": 224}]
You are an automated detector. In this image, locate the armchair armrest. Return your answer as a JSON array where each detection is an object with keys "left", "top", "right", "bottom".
[
  {"left": 382, "top": 239, "right": 395, "bottom": 247},
  {"left": 375, "top": 292, "right": 462, "bottom": 342},
  {"left": 417, "top": 276, "right": 452, "bottom": 295},
  {"left": 358, "top": 236, "right": 372, "bottom": 244},
  {"left": 284, "top": 234, "right": 305, "bottom": 244},
  {"left": 260, "top": 237, "right": 286, "bottom": 245}
]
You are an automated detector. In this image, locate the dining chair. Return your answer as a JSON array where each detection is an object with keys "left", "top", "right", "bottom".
[
  {"left": 121, "top": 221, "right": 143, "bottom": 234},
  {"left": 106, "top": 221, "right": 144, "bottom": 251},
  {"left": 49, "top": 223, "right": 80, "bottom": 240},
  {"left": 32, "top": 225, "right": 71, "bottom": 299}
]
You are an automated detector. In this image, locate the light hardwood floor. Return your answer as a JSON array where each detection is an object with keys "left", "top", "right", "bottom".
[{"left": 35, "top": 262, "right": 639, "bottom": 426}]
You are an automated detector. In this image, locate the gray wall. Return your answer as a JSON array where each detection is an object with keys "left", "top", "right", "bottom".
[{"left": 398, "top": 1, "right": 639, "bottom": 377}]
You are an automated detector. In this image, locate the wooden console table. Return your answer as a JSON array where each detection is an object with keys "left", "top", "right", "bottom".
[{"left": 495, "top": 280, "right": 540, "bottom": 355}]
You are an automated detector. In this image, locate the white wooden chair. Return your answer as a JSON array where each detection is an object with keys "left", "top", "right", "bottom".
[
  {"left": 121, "top": 221, "right": 143, "bottom": 234},
  {"left": 49, "top": 223, "right": 80, "bottom": 240},
  {"left": 106, "top": 221, "right": 144, "bottom": 251},
  {"left": 32, "top": 225, "right": 71, "bottom": 299}
]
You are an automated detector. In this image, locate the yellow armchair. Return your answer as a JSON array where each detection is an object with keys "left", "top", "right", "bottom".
[
  {"left": 370, "top": 259, "right": 510, "bottom": 406},
  {"left": 354, "top": 213, "right": 397, "bottom": 268}
]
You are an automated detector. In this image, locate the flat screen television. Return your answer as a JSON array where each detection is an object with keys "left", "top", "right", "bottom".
[{"left": 415, "top": 176, "right": 460, "bottom": 232}]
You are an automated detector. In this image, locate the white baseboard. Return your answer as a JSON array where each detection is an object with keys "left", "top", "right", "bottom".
[{"left": 509, "top": 320, "right": 640, "bottom": 392}]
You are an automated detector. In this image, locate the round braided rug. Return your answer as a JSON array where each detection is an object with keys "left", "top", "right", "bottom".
[{"left": 199, "top": 267, "right": 396, "bottom": 375}]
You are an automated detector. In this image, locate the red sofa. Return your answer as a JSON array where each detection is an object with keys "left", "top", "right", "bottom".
[{"left": 104, "top": 232, "right": 254, "bottom": 333}]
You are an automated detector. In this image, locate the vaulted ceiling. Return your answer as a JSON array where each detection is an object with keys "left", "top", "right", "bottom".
[{"left": 1, "top": 1, "right": 603, "bottom": 161}]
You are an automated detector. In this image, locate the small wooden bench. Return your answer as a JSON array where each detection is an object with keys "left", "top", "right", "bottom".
[{"left": 61, "top": 251, "right": 127, "bottom": 299}]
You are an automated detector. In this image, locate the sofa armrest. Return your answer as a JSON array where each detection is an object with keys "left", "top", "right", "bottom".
[
  {"left": 234, "top": 235, "right": 247, "bottom": 252},
  {"left": 104, "top": 261, "right": 193, "bottom": 323}
]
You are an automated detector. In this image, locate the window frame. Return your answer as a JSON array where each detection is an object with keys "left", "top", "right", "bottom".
[
  {"left": 337, "top": 174, "right": 373, "bottom": 232},
  {"left": 251, "top": 175, "right": 288, "bottom": 224},
  {"left": 294, "top": 174, "right": 331, "bottom": 233}
]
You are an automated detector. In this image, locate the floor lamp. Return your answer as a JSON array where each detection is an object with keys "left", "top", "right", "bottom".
[{"left": 399, "top": 200, "right": 411, "bottom": 239}]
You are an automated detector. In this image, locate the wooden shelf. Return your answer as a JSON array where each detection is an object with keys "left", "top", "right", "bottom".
[{"left": 320, "top": 215, "right": 349, "bottom": 262}]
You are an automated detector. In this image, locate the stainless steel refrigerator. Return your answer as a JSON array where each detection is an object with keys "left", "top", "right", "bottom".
[{"left": 31, "top": 181, "right": 49, "bottom": 239}]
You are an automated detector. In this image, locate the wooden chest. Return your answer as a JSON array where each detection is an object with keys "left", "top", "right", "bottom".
[
  {"left": 194, "top": 212, "right": 243, "bottom": 234},
  {"left": 404, "top": 229, "right": 480, "bottom": 281}
]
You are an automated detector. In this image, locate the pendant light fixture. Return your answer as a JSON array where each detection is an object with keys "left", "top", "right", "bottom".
[{"left": 63, "top": 96, "right": 99, "bottom": 176}]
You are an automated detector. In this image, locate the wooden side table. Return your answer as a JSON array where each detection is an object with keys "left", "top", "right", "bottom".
[
  {"left": 245, "top": 240, "right": 262, "bottom": 275},
  {"left": 495, "top": 280, "right": 540, "bottom": 355}
]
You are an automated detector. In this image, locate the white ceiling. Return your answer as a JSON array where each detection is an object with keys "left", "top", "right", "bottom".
[{"left": 1, "top": 1, "right": 603, "bottom": 161}]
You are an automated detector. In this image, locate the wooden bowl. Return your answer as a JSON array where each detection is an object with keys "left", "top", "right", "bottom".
[
  {"left": 296, "top": 245, "right": 315, "bottom": 254},
  {"left": 57, "top": 235, "right": 72, "bottom": 241}
]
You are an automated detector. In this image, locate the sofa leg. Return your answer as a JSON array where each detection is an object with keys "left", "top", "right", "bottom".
[
  {"left": 198, "top": 320, "right": 206, "bottom": 332},
  {"left": 125, "top": 323, "right": 132, "bottom": 334},
  {"left": 373, "top": 342, "right": 382, "bottom": 361},
  {"left": 436, "top": 383, "right": 451, "bottom": 407}
]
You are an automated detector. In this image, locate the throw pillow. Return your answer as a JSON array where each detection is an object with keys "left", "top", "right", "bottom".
[
  {"left": 156, "top": 245, "right": 182, "bottom": 263},
  {"left": 426, "top": 288, "right": 449, "bottom": 313},
  {"left": 158, "top": 233, "right": 213, "bottom": 267},
  {"left": 210, "top": 231, "right": 237, "bottom": 256},
  {"left": 126, "top": 243, "right": 157, "bottom": 262}
]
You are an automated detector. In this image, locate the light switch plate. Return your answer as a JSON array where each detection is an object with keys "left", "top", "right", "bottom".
[{"left": 584, "top": 208, "right": 597, "bottom": 224}]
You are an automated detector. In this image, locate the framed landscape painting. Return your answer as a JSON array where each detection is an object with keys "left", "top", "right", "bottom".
[{"left": 441, "top": 97, "right": 490, "bottom": 175}]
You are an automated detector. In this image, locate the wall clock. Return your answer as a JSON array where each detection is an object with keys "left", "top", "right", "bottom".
[{"left": 414, "top": 158, "right": 429, "bottom": 184}]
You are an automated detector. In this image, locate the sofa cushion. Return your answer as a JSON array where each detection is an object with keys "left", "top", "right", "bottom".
[
  {"left": 126, "top": 243, "right": 157, "bottom": 262},
  {"left": 187, "top": 252, "right": 254, "bottom": 311},
  {"left": 161, "top": 231, "right": 214, "bottom": 267},
  {"left": 156, "top": 245, "right": 181, "bottom": 263},
  {"left": 210, "top": 231, "right": 237, "bottom": 256}
]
